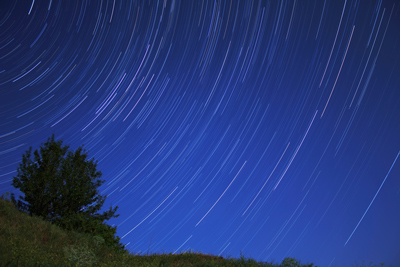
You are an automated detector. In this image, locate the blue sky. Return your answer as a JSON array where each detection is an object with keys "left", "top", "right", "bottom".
[{"left": 1, "top": 1, "right": 400, "bottom": 266}]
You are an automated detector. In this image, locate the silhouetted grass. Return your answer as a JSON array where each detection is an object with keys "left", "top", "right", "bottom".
[{"left": 0, "top": 193, "right": 385, "bottom": 267}]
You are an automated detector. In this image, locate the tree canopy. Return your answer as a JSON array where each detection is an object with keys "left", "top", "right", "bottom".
[{"left": 12, "top": 135, "right": 124, "bottom": 251}]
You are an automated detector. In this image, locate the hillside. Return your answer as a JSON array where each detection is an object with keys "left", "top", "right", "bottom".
[{"left": 0, "top": 194, "right": 316, "bottom": 266}]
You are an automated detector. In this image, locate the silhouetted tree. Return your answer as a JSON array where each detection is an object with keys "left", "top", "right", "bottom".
[{"left": 12, "top": 135, "right": 124, "bottom": 251}]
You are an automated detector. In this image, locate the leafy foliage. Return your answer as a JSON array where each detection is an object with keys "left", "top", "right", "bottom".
[
  {"left": 63, "top": 240, "right": 97, "bottom": 266},
  {"left": 11, "top": 135, "right": 124, "bottom": 251},
  {"left": 281, "top": 257, "right": 314, "bottom": 267}
]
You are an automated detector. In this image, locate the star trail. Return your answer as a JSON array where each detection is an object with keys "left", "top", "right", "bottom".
[{"left": 1, "top": 0, "right": 400, "bottom": 266}]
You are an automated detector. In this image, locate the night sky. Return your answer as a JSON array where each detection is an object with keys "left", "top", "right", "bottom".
[{"left": 1, "top": 0, "right": 400, "bottom": 266}]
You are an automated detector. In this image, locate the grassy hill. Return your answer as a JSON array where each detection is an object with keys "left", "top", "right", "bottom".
[{"left": 0, "top": 193, "right": 316, "bottom": 267}]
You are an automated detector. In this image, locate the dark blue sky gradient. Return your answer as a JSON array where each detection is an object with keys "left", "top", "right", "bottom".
[{"left": 1, "top": 1, "right": 400, "bottom": 266}]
